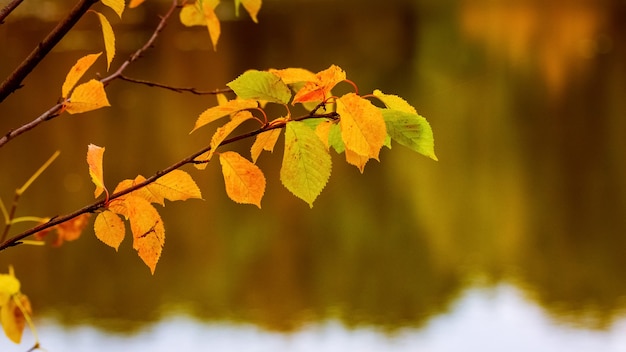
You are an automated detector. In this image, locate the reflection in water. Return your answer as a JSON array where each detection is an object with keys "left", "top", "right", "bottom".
[{"left": 1, "top": 0, "right": 626, "bottom": 349}]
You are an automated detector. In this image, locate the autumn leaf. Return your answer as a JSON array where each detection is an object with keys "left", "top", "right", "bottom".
[
  {"left": 180, "top": 0, "right": 220, "bottom": 50},
  {"left": 337, "top": 93, "right": 387, "bottom": 164},
  {"left": 101, "top": 0, "right": 124, "bottom": 18},
  {"left": 292, "top": 65, "right": 346, "bottom": 105},
  {"left": 1, "top": 293, "right": 31, "bottom": 344},
  {"left": 251, "top": 126, "right": 282, "bottom": 163},
  {"left": 207, "top": 110, "right": 255, "bottom": 160},
  {"left": 94, "top": 210, "right": 125, "bottom": 250},
  {"left": 93, "top": 11, "right": 115, "bottom": 70},
  {"left": 219, "top": 151, "right": 266, "bottom": 207},
  {"left": 191, "top": 98, "right": 258, "bottom": 133},
  {"left": 129, "top": 0, "right": 145, "bottom": 9},
  {"left": 125, "top": 196, "right": 165, "bottom": 274},
  {"left": 65, "top": 79, "right": 111, "bottom": 114},
  {"left": 227, "top": 70, "right": 292, "bottom": 104},
  {"left": 143, "top": 170, "right": 203, "bottom": 204},
  {"left": 235, "top": 0, "right": 261, "bottom": 23},
  {"left": 0, "top": 268, "right": 19, "bottom": 307},
  {"left": 50, "top": 213, "right": 91, "bottom": 246},
  {"left": 269, "top": 68, "right": 317, "bottom": 85},
  {"left": 62, "top": 53, "right": 102, "bottom": 98},
  {"left": 86, "top": 144, "right": 107, "bottom": 198},
  {"left": 381, "top": 109, "right": 438, "bottom": 161},
  {"left": 280, "top": 121, "right": 331, "bottom": 207}
]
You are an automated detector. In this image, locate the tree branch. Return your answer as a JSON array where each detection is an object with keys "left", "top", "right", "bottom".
[
  {"left": 118, "top": 75, "right": 233, "bottom": 95},
  {"left": 0, "top": 0, "right": 100, "bottom": 103},
  {"left": 0, "top": 110, "right": 339, "bottom": 251},
  {"left": 0, "top": 0, "right": 24, "bottom": 24}
]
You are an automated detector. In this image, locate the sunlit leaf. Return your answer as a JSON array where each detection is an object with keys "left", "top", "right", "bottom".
[
  {"left": 314, "top": 119, "right": 334, "bottom": 150},
  {"left": 381, "top": 109, "right": 438, "bottom": 161},
  {"left": 1, "top": 293, "right": 31, "bottom": 344},
  {"left": 102, "top": 0, "right": 124, "bottom": 18},
  {"left": 292, "top": 65, "right": 346, "bottom": 105},
  {"left": 125, "top": 196, "right": 165, "bottom": 274},
  {"left": 87, "top": 144, "right": 106, "bottom": 198},
  {"left": 227, "top": 70, "right": 292, "bottom": 104},
  {"left": 219, "top": 151, "right": 265, "bottom": 207},
  {"left": 337, "top": 93, "right": 387, "bottom": 163},
  {"left": 94, "top": 210, "right": 125, "bottom": 251},
  {"left": 0, "top": 268, "right": 20, "bottom": 307},
  {"left": 280, "top": 121, "right": 331, "bottom": 207},
  {"left": 93, "top": 11, "right": 115, "bottom": 71},
  {"left": 128, "top": 0, "right": 146, "bottom": 9},
  {"left": 269, "top": 68, "right": 317, "bottom": 85},
  {"left": 372, "top": 89, "right": 417, "bottom": 114},
  {"left": 180, "top": 0, "right": 220, "bottom": 50},
  {"left": 62, "top": 53, "right": 102, "bottom": 98},
  {"left": 207, "top": 110, "right": 255, "bottom": 160},
  {"left": 251, "top": 126, "right": 282, "bottom": 163},
  {"left": 65, "top": 79, "right": 111, "bottom": 114},
  {"left": 235, "top": 0, "right": 261, "bottom": 22},
  {"left": 145, "top": 170, "right": 203, "bottom": 203},
  {"left": 191, "top": 99, "right": 258, "bottom": 133}
]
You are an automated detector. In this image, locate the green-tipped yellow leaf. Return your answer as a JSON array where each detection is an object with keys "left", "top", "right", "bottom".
[
  {"left": 227, "top": 70, "right": 292, "bottom": 104},
  {"left": 280, "top": 121, "right": 331, "bottom": 207},
  {"left": 381, "top": 109, "right": 438, "bottom": 161},
  {"left": 373, "top": 89, "right": 417, "bottom": 114}
]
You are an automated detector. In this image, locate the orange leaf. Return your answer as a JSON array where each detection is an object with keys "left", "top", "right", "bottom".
[
  {"left": 219, "top": 151, "right": 266, "bottom": 208},
  {"left": 1, "top": 293, "right": 31, "bottom": 344},
  {"left": 94, "top": 210, "right": 125, "bottom": 251},
  {"left": 314, "top": 120, "right": 335, "bottom": 150},
  {"left": 207, "top": 110, "right": 255, "bottom": 160},
  {"left": 65, "top": 79, "right": 110, "bottom": 114},
  {"left": 129, "top": 0, "right": 145, "bottom": 8},
  {"left": 51, "top": 213, "right": 91, "bottom": 246},
  {"left": 269, "top": 68, "right": 317, "bottom": 85},
  {"left": 292, "top": 65, "right": 346, "bottom": 105},
  {"left": 145, "top": 170, "right": 203, "bottom": 204},
  {"left": 62, "top": 53, "right": 102, "bottom": 98},
  {"left": 87, "top": 144, "right": 106, "bottom": 198},
  {"left": 251, "top": 127, "right": 282, "bottom": 163},
  {"left": 93, "top": 11, "right": 115, "bottom": 70},
  {"left": 337, "top": 93, "right": 387, "bottom": 161},
  {"left": 125, "top": 196, "right": 165, "bottom": 274}
]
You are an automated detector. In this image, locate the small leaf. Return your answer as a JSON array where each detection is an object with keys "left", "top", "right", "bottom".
[
  {"left": 125, "top": 196, "right": 165, "bottom": 274},
  {"left": 51, "top": 213, "right": 91, "bottom": 246},
  {"left": 227, "top": 70, "right": 292, "bottom": 104},
  {"left": 314, "top": 120, "right": 334, "bottom": 150},
  {"left": 1, "top": 293, "right": 31, "bottom": 344},
  {"left": 372, "top": 89, "right": 417, "bottom": 114},
  {"left": 235, "top": 0, "right": 261, "bottom": 22},
  {"left": 292, "top": 65, "right": 346, "bottom": 105},
  {"left": 191, "top": 99, "right": 258, "bottom": 133},
  {"left": 0, "top": 269, "right": 20, "bottom": 307},
  {"left": 269, "top": 68, "right": 317, "bottom": 85},
  {"left": 102, "top": 0, "right": 124, "bottom": 18},
  {"left": 381, "top": 109, "right": 438, "bottom": 161},
  {"left": 219, "top": 151, "right": 266, "bottom": 207},
  {"left": 280, "top": 121, "right": 331, "bottom": 207},
  {"left": 129, "top": 0, "right": 146, "bottom": 8},
  {"left": 87, "top": 144, "right": 106, "bottom": 198},
  {"left": 180, "top": 0, "right": 221, "bottom": 50},
  {"left": 337, "top": 93, "right": 387, "bottom": 161},
  {"left": 207, "top": 110, "right": 255, "bottom": 160},
  {"left": 65, "top": 79, "right": 111, "bottom": 114},
  {"left": 94, "top": 210, "right": 125, "bottom": 250},
  {"left": 146, "top": 170, "right": 203, "bottom": 203},
  {"left": 251, "top": 127, "right": 282, "bottom": 163},
  {"left": 62, "top": 53, "right": 102, "bottom": 98},
  {"left": 93, "top": 11, "right": 115, "bottom": 70}
]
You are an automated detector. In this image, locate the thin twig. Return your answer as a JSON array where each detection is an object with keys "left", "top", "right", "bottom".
[
  {"left": 0, "top": 0, "right": 100, "bottom": 103},
  {"left": 119, "top": 75, "right": 233, "bottom": 95},
  {"left": 0, "top": 110, "right": 339, "bottom": 251},
  {"left": 0, "top": 0, "right": 24, "bottom": 24}
]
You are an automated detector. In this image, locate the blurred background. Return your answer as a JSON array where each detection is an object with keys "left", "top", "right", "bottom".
[{"left": 0, "top": 0, "right": 625, "bottom": 350}]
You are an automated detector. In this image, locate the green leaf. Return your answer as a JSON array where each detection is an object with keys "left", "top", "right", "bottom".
[
  {"left": 280, "top": 121, "right": 332, "bottom": 207},
  {"left": 328, "top": 122, "right": 344, "bottom": 154},
  {"left": 227, "top": 70, "right": 292, "bottom": 104},
  {"left": 381, "top": 109, "right": 438, "bottom": 161}
]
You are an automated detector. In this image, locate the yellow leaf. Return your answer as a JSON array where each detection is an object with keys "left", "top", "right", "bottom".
[
  {"left": 93, "top": 11, "right": 115, "bottom": 71},
  {"left": 251, "top": 126, "right": 282, "bottom": 163},
  {"left": 62, "top": 53, "right": 102, "bottom": 98},
  {"left": 145, "top": 170, "right": 203, "bottom": 203},
  {"left": 180, "top": 0, "right": 221, "bottom": 50},
  {"left": 219, "top": 151, "right": 265, "bottom": 207},
  {"left": 0, "top": 269, "right": 20, "bottom": 307},
  {"left": 65, "top": 79, "right": 111, "bottom": 114},
  {"left": 314, "top": 120, "right": 334, "bottom": 150},
  {"left": 193, "top": 150, "right": 211, "bottom": 170},
  {"left": 94, "top": 210, "right": 125, "bottom": 250},
  {"left": 191, "top": 98, "right": 258, "bottom": 133},
  {"left": 236, "top": 0, "right": 261, "bottom": 23},
  {"left": 292, "top": 65, "right": 346, "bottom": 105},
  {"left": 269, "top": 68, "right": 317, "bottom": 85},
  {"left": 102, "top": 0, "right": 124, "bottom": 18},
  {"left": 87, "top": 144, "right": 106, "bottom": 198},
  {"left": 125, "top": 196, "right": 165, "bottom": 274},
  {"left": 1, "top": 293, "right": 31, "bottom": 344},
  {"left": 337, "top": 93, "right": 387, "bottom": 161},
  {"left": 372, "top": 89, "right": 417, "bottom": 114},
  {"left": 207, "top": 110, "right": 255, "bottom": 160},
  {"left": 345, "top": 148, "right": 369, "bottom": 173},
  {"left": 129, "top": 0, "right": 146, "bottom": 9}
]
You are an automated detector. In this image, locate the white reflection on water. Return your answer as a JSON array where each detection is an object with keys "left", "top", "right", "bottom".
[{"left": 2, "top": 285, "right": 625, "bottom": 352}]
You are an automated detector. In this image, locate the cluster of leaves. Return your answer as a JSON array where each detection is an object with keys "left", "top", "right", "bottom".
[{"left": 0, "top": 0, "right": 436, "bottom": 348}]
